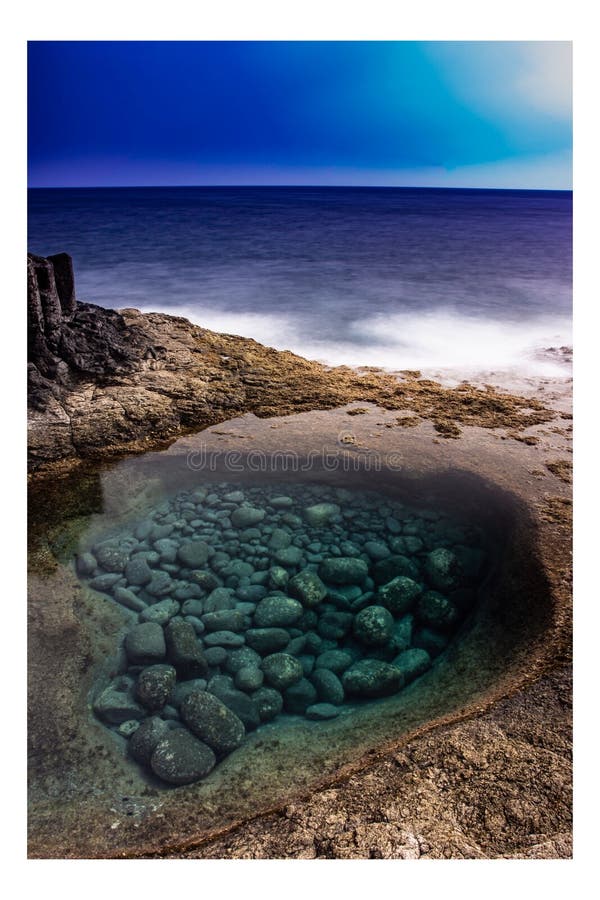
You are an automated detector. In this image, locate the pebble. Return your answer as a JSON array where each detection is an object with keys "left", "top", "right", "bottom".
[
  {"left": 93, "top": 684, "right": 146, "bottom": 724},
  {"left": 203, "top": 630, "right": 245, "bottom": 648},
  {"left": 253, "top": 596, "right": 303, "bottom": 628},
  {"left": 245, "top": 627, "right": 290, "bottom": 654},
  {"left": 417, "top": 591, "right": 459, "bottom": 629},
  {"left": 392, "top": 648, "right": 431, "bottom": 683},
  {"left": 425, "top": 548, "right": 461, "bottom": 591},
  {"left": 224, "top": 646, "right": 262, "bottom": 673},
  {"left": 310, "top": 668, "right": 345, "bottom": 705},
  {"left": 164, "top": 618, "right": 208, "bottom": 676},
  {"left": 202, "top": 610, "right": 247, "bottom": 633},
  {"left": 181, "top": 691, "right": 245, "bottom": 754},
  {"left": 145, "top": 571, "right": 174, "bottom": 598},
  {"left": 150, "top": 730, "right": 216, "bottom": 785},
  {"left": 88, "top": 573, "right": 122, "bottom": 593},
  {"left": 76, "top": 552, "right": 97, "bottom": 576},
  {"left": 253, "top": 686, "right": 284, "bottom": 722},
  {"left": 140, "top": 597, "right": 180, "bottom": 625},
  {"left": 125, "top": 623, "right": 166, "bottom": 665},
  {"left": 169, "top": 678, "right": 208, "bottom": 708},
  {"left": 114, "top": 586, "right": 147, "bottom": 612},
  {"left": 129, "top": 716, "right": 170, "bottom": 765},
  {"left": 283, "top": 677, "right": 318, "bottom": 714},
  {"left": 136, "top": 664, "right": 177, "bottom": 710},
  {"left": 315, "top": 649, "right": 353, "bottom": 673},
  {"left": 274, "top": 546, "right": 304, "bottom": 567},
  {"left": 303, "top": 503, "right": 341, "bottom": 527},
  {"left": 261, "top": 653, "right": 304, "bottom": 690},
  {"left": 235, "top": 666, "right": 264, "bottom": 691},
  {"left": 231, "top": 507, "right": 266, "bottom": 528},
  {"left": 318, "top": 557, "right": 369, "bottom": 585},
  {"left": 288, "top": 570, "right": 327, "bottom": 607},
  {"left": 342, "top": 659, "right": 404, "bottom": 698},
  {"left": 306, "top": 703, "right": 340, "bottom": 720},
  {"left": 378, "top": 576, "right": 422, "bottom": 616},
  {"left": 94, "top": 541, "right": 130, "bottom": 573}
]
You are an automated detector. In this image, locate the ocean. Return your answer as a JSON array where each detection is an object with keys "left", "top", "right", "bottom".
[{"left": 27, "top": 186, "right": 572, "bottom": 378}]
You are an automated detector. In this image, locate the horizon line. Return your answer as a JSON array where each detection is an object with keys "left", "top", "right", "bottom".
[{"left": 28, "top": 183, "right": 573, "bottom": 192}]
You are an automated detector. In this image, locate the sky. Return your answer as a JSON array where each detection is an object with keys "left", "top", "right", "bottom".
[{"left": 27, "top": 41, "right": 572, "bottom": 190}]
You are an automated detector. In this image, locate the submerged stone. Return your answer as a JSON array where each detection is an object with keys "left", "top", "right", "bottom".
[
  {"left": 181, "top": 691, "right": 245, "bottom": 754},
  {"left": 150, "top": 730, "right": 216, "bottom": 785},
  {"left": 306, "top": 703, "right": 340, "bottom": 720},
  {"left": 93, "top": 684, "right": 146, "bottom": 724},
  {"left": 129, "top": 716, "right": 170, "bottom": 765},
  {"left": 303, "top": 503, "right": 340, "bottom": 527},
  {"left": 353, "top": 605, "right": 394, "bottom": 647},
  {"left": 392, "top": 648, "right": 431, "bottom": 683},
  {"left": 283, "top": 677, "right": 318, "bottom": 714},
  {"left": 318, "top": 557, "right": 369, "bottom": 585},
  {"left": 245, "top": 627, "right": 290, "bottom": 654},
  {"left": 136, "top": 664, "right": 177, "bottom": 711},
  {"left": 231, "top": 507, "right": 265, "bottom": 528},
  {"left": 125, "top": 623, "right": 166, "bottom": 665},
  {"left": 417, "top": 591, "right": 459, "bottom": 629},
  {"left": 253, "top": 686, "right": 284, "bottom": 722},
  {"left": 164, "top": 618, "right": 208, "bottom": 676},
  {"left": 377, "top": 576, "right": 422, "bottom": 616},
  {"left": 253, "top": 596, "right": 303, "bottom": 627},
  {"left": 177, "top": 540, "right": 210, "bottom": 568},
  {"left": 425, "top": 548, "right": 461, "bottom": 591},
  {"left": 342, "top": 660, "right": 404, "bottom": 698},
  {"left": 288, "top": 570, "right": 327, "bottom": 608},
  {"left": 261, "top": 652, "right": 304, "bottom": 690}
]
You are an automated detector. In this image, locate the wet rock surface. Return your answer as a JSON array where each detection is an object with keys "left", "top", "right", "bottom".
[{"left": 78, "top": 480, "right": 486, "bottom": 786}]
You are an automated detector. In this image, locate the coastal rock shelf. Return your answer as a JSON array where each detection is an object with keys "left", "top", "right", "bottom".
[{"left": 77, "top": 481, "right": 488, "bottom": 787}]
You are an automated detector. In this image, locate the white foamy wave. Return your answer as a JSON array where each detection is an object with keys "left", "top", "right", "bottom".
[{"left": 138, "top": 302, "right": 572, "bottom": 380}]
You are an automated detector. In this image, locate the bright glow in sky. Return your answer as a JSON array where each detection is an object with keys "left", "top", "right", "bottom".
[{"left": 27, "top": 41, "right": 572, "bottom": 189}]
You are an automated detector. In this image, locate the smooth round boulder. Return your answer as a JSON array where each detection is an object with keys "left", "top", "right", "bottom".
[
  {"left": 372, "top": 555, "right": 420, "bottom": 586},
  {"left": 273, "top": 546, "right": 304, "bottom": 567},
  {"left": 136, "top": 664, "right": 177, "bottom": 710},
  {"left": 417, "top": 591, "right": 459, "bottom": 629},
  {"left": 164, "top": 618, "right": 208, "bottom": 676},
  {"left": 315, "top": 649, "right": 353, "bottom": 674},
  {"left": 425, "top": 548, "right": 461, "bottom": 591},
  {"left": 129, "top": 716, "right": 170, "bottom": 765},
  {"left": 288, "top": 570, "right": 327, "bottom": 608},
  {"left": 202, "top": 609, "right": 247, "bottom": 633},
  {"left": 124, "top": 557, "right": 153, "bottom": 586},
  {"left": 140, "top": 597, "right": 180, "bottom": 625},
  {"left": 224, "top": 646, "right": 262, "bottom": 674},
  {"left": 145, "top": 571, "right": 174, "bottom": 598},
  {"left": 261, "top": 653, "right": 304, "bottom": 690},
  {"left": 150, "top": 730, "right": 216, "bottom": 785},
  {"left": 306, "top": 703, "right": 340, "bottom": 720},
  {"left": 318, "top": 557, "right": 369, "bottom": 586},
  {"left": 378, "top": 576, "right": 422, "bottom": 616},
  {"left": 283, "top": 677, "right": 318, "bottom": 714},
  {"left": 235, "top": 666, "right": 264, "bottom": 692},
  {"left": 231, "top": 507, "right": 265, "bottom": 528},
  {"left": 253, "top": 596, "right": 303, "bottom": 628},
  {"left": 93, "top": 685, "right": 146, "bottom": 724},
  {"left": 310, "top": 668, "right": 345, "bottom": 705},
  {"left": 125, "top": 622, "right": 166, "bottom": 665},
  {"left": 94, "top": 541, "right": 129, "bottom": 573},
  {"left": 245, "top": 627, "right": 290, "bottom": 655},
  {"left": 364, "top": 540, "right": 391, "bottom": 561},
  {"left": 177, "top": 540, "right": 210, "bottom": 568},
  {"left": 268, "top": 529, "right": 292, "bottom": 550},
  {"left": 303, "top": 503, "right": 340, "bottom": 527},
  {"left": 342, "top": 659, "right": 404, "bottom": 698},
  {"left": 169, "top": 678, "right": 208, "bottom": 709},
  {"left": 114, "top": 586, "right": 147, "bottom": 613},
  {"left": 392, "top": 648, "right": 431, "bottom": 683},
  {"left": 252, "top": 686, "right": 283, "bottom": 722},
  {"left": 317, "top": 610, "right": 354, "bottom": 641},
  {"left": 353, "top": 605, "right": 394, "bottom": 647},
  {"left": 181, "top": 691, "right": 245, "bottom": 754}
]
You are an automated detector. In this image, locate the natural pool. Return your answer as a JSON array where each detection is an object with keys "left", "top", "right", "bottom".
[
  {"left": 76, "top": 479, "right": 489, "bottom": 786},
  {"left": 28, "top": 412, "right": 563, "bottom": 857}
]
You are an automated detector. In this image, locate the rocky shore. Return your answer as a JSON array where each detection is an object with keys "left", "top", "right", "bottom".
[
  {"left": 27, "top": 253, "right": 572, "bottom": 859},
  {"left": 28, "top": 253, "right": 561, "bottom": 473}
]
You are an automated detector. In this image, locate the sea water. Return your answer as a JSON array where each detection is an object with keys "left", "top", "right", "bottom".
[{"left": 28, "top": 186, "right": 572, "bottom": 377}]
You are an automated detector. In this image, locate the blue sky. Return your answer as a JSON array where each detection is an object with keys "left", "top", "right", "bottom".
[{"left": 27, "top": 41, "right": 572, "bottom": 189}]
